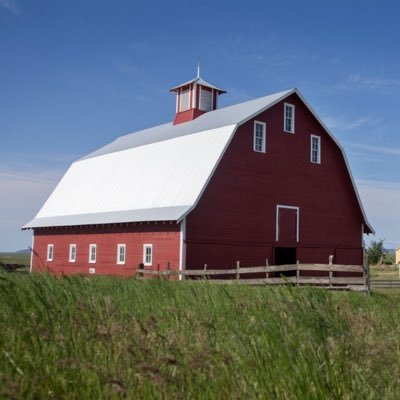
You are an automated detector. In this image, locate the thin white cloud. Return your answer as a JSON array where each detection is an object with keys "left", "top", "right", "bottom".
[
  {"left": 0, "top": 0, "right": 20, "bottom": 14},
  {"left": 347, "top": 143, "right": 400, "bottom": 157},
  {"left": 356, "top": 179, "right": 400, "bottom": 249},
  {"left": 325, "top": 73, "right": 400, "bottom": 95},
  {"left": 348, "top": 74, "right": 400, "bottom": 90},
  {"left": 323, "top": 115, "right": 379, "bottom": 132},
  {"left": 346, "top": 151, "right": 384, "bottom": 164}
]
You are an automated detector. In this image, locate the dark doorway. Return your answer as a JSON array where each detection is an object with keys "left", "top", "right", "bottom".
[{"left": 274, "top": 247, "right": 297, "bottom": 265}]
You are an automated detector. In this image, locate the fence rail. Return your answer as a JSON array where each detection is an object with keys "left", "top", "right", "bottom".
[
  {"left": 371, "top": 280, "right": 400, "bottom": 289},
  {"left": 137, "top": 262, "right": 368, "bottom": 292}
]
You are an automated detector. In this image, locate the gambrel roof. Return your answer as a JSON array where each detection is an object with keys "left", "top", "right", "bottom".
[{"left": 23, "top": 89, "right": 374, "bottom": 233}]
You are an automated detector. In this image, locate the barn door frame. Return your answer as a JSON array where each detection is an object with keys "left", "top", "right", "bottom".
[{"left": 276, "top": 205, "right": 300, "bottom": 242}]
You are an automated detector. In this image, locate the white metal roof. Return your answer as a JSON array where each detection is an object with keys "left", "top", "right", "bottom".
[
  {"left": 169, "top": 77, "right": 226, "bottom": 93},
  {"left": 23, "top": 88, "right": 374, "bottom": 233},
  {"left": 23, "top": 124, "right": 236, "bottom": 228}
]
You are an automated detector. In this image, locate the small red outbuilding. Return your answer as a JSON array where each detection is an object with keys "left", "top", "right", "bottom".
[{"left": 23, "top": 73, "right": 373, "bottom": 275}]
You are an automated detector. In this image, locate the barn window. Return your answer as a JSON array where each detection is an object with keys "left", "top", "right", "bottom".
[
  {"left": 284, "top": 103, "right": 295, "bottom": 133},
  {"left": 69, "top": 244, "right": 76, "bottom": 263},
  {"left": 199, "top": 87, "right": 212, "bottom": 111},
  {"left": 311, "top": 135, "right": 321, "bottom": 164},
  {"left": 89, "top": 244, "right": 97, "bottom": 264},
  {"left": 47, "top": 244, "right": 54, "bottom": 261},
  {"left": 143, "top": 244, "right": 153, "bottom": 266},
  {"left": 253, "top": 121, "right": 266, "bottom": 153},
  {"left": 179, "top": 87, "right": 190, "bottom": 112},
  {"left": 117, "top": 244, "right": 126, "bottom": 265}
]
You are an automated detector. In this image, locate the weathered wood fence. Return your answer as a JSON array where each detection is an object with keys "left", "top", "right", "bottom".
[
  {"left": 371, "top": 280, "right": 400, "bottom": 289},
  {"left": 137, "top": 262, "right": 369, "bottom": 292}
]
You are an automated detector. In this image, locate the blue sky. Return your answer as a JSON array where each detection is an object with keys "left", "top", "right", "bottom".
[{"left": 0, "top": 0, "right": 399, "bottom": 251}]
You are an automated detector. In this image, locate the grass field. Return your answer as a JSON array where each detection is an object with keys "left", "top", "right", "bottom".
[
  {"left": 370, "top": 265, "right": 400, "bottom": 280},
  {"left": 1, "top": 273, "right": 400, "bottom": 399},
  {"left": 0, "top": 252, "right": 30, "bottom": 266}
]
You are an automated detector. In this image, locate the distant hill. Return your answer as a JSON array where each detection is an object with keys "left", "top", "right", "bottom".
[
  {"left": 0, "top": 252, "right": 30, "bottom": 267},
  {"left": 16, "top": 249, "right": 31, "bottom": 254}
]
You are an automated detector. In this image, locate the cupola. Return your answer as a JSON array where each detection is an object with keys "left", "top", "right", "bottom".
[{"left": 170, "top": 66, "right": 226, "bottom": 125}]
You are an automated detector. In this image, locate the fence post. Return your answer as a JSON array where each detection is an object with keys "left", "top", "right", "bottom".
[
  {"left": 203, "top": 264, "right": 207, "bottom": 280},
  {"left": 167, "top": 261, "right": 171, "bottom": 281},
  {"left": 236, "top": 261, "right": 240, "bottom": 280},
  {"left": 157, "top": 263, "right": 160, "bottom": 279},
  {"left": 329, "top": 255, "right": 333, "bottom": 288},
  {"left": 266, "top": 258, "right": 269, "bottom": 279},
  {"left": 296, "top": 265, "right": 300, "bottom": 286},
  {"left": 181, "top": 264, "right": 185, "bottom": 281},
  {"left": 138, "top": 263, "right": 144, "bottom": 278},
  {"left": 363, "top": 250, "right": 370, "bottom": 294}
]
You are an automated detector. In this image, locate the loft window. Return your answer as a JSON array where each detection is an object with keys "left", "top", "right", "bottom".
[
  {"left": 179, "top": 87, "right": 190, "bottom": 112},
  {"left": 117, "top": 244, "right": 126, "bottom": 265},
  {"left": 89, "top": 244, "right": 97, "bottom": 264},
  {"left": 311, "top": 135, "right": 321, "bottom": 164},
  {"left": 253, "top": 121, "right": 266, "bottom": 153},
  {"left": 199, "top": 87, "right": 212, "bottom": 111},
  {"left": 143, "top": 244, "right": 153, "bottom": 266},
  {"left": 284, "top": 103, "right": 295, "bottom": 133},
  {"left": 69, "top": 244, "right": 76, "bottom": 263},
  {"left": 47, "top": 244, "right": 54, "bottom": 261}
]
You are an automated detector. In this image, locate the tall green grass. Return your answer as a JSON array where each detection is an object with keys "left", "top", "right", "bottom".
[{"left": 0, "top": 273, "right": 399, "bottom": 399}]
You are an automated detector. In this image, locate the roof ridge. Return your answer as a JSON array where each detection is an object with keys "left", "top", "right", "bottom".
[{"left": 80, "top": 88, "right": 295, "bottom": 161}]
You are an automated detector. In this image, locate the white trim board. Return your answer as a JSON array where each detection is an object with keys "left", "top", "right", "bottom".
[
  {"left": 179, "top": 218, "right": 186, "bottom": 281},
  {"left": 276, "top": 205, "right": 300, "bottom": 242}
]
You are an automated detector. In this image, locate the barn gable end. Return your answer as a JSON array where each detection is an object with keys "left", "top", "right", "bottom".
[{"left": 185, "top": 92, "right": 371, "bottom": 268}]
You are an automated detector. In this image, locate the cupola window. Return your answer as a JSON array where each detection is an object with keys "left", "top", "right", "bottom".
[
  {"left": 199, "top": 87, "right": 212, "bottom": 111},
  {"left": 179, "top": 87, "right": 190, "bottom": 112}
]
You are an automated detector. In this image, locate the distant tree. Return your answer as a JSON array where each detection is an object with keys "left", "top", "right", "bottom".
[
  {"left": 366, "top": 239, "right": 385, "bottom": 265},
  {"left": 383, "top": 252, "right": 395, "bottom": 265}
]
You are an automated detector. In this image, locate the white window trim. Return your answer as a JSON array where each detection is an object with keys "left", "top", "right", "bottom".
[
  {"left": 117, "top": 244, "right": 126, "bottom": 265},
  {"left": 253, "top": 120, "right": 266, "bottom": 153},
  {"left": 199, "top": 85, "right": 202, "bottom": 111},
  {"left": 276, "top": 205, "right": 300, "bottom": 242},
  {"left": 69, "top": 244, "right": 77, "bottom": 263},
  {"left": 310, "top": 134, "right": 321, "bottom": 164},
  {"left": 284, "top": 103, "right": 295, "bottom": 133},
  {"left": 179, "top": 218, "right": 186, "bottom": 281},
  {"left": 143, "top": 244, "right": 153, "bottom": 266},
  {"left": 192, "top": 84, "right": 197, "bottom": 108},
  {"left": 89, "top": 244, "right": 97, "bottom": 264},
  {"left": 47, "top": 244, "right": 54, "bottom": 261}
]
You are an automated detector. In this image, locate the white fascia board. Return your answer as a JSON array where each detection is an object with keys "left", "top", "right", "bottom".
[{"left": 22, "top": 206, "right": 191, "bottom": 229}]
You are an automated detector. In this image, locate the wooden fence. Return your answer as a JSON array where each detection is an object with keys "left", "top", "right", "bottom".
[
  {"left": 137, "top": 262, "right": 369, "bottom": 292},
  {"left": 371, "top": 280, "right": 400, "bottom": 289}
]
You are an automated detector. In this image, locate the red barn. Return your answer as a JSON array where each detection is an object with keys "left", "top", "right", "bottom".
[{"left": 23, "top": 73, "right": 374, "bottom": 276}]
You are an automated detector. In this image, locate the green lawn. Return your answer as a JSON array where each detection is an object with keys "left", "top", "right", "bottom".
[{"left": 1, "top": 273, "right": 400, "bottom": 399}]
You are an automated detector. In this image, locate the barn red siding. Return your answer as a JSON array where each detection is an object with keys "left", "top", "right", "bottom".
[
  {"left": 185, "top": 93, "right": 364, "bottom": 268},
  {"left": 32, "top": 223, "right": 180, "bottom": 276}
]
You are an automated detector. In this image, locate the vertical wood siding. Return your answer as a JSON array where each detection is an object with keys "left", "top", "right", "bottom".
[{"left": 185, "top": 93, "right": 365, "bottom": 268}]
